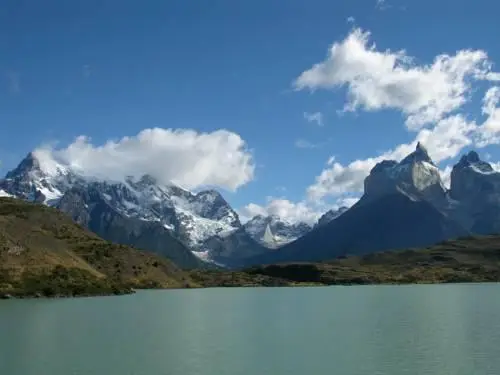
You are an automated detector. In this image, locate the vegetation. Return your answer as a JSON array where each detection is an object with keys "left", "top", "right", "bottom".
[
  {"left": 191, "top": 235, "right": 500, "bottom": 287},
  {"left": 3, "top": 196, "right": 500, "bottom": 298},
  {"left": 0, "top": 197, "right": 195, "bottom": 298}
]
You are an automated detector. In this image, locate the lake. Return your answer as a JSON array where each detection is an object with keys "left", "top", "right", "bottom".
[{"left": 1, "top": 284, "right": 500, "bottom": 375}]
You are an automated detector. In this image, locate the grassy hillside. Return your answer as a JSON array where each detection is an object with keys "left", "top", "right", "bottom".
[
  {"left": 191, "top": 235, "right": 500, "bottom": 286},
  {"left": 0, "top": 197, "right": 195, "bottom": 298}
]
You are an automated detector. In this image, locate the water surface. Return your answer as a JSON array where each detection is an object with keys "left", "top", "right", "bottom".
[{"left": 1, "top": 284, "right": 500, "bottom": 375}]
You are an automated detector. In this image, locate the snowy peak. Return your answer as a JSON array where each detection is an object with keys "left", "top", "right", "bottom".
[
  {"left": 243, "top": 215, "right": 312, "bottom": 247},
  {"left": 0, "top": 152, "right": 242, "bottom": 255},
  {"left": 191, "top": 190, "right": 240, "bottom": 226},
  {"left": 1, "top": 152, "right": 74, "bottom": 204},
  {"left": 364, "top": 142, "right": 445, "bottom": 202},
  {"left": 5, "top": 152, "right": 40, "bottom": 179}
]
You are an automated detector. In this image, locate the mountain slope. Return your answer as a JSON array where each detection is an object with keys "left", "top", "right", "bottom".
[
  {"left": 194, "top": 234, "right": 500, "bottom": 286},
  {"left": 55, "top": 186, "right": 202, "bottom": 268},
  {"left": 0, "top": 197, "right": 195, "bottom": 297},
  {"left": 245, "top": 192, "right": 468, "bottom": 266}
]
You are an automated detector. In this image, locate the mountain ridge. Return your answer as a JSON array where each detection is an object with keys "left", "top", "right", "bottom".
[{"left": 242, "top": 144, "right": 500, "bottom": 267}]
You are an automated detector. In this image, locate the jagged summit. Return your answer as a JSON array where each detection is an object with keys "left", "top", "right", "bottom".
[
  {"left": 363, "top": 142, "right": 445, "bottom": 204},
  {"left": 0, "top": 150, "right": 244, "bottom": 260},
  {"left": 454, "top": 151, "right": 493, "bottom": 173},
  {"left": 5, "top": 152, "right": 38, "bottom": 178},
  {"left": 450, "top": 150, "right": 500, "bottom": 203},
  {"left": 400, "top": 142, "right": 434, "bottom": 166}
]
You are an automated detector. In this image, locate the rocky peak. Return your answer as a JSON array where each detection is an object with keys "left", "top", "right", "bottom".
[
  {"left": 450, "top": 151, "right": 500, "bottom": 201},
  {"left": 454, "top": 151, "right": 493, "bottom": 173},
  {"left": 363, "top": 142, "right": 445, "bottom": 204},
  {"left": 400, "top": 142, "right": 434, "bottom": 166},
  {"left": 135, "top": 174, "right": 158, "bottom": 187},
  {"left": 5, "top": 153, "right": 41, "bottom": 180}
]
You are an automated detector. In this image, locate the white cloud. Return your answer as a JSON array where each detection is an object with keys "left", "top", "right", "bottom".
[
  {"left": 439, "top": 165, "right": 453, "bottom": 189},
  {"left": 239, "top": 195, "right": 358, "bottom": 225},
  {"left": 303, "top": 111, "right": 324, "bottom": 126},
  {"left": 35, "top": 128, "right": 254, "bottom": 191},
  {"left": 293, "top": 28, "right": 500, "bottom": 130},
  {"left": 476, "top": 86, "right": 500, "bottom": 146},
  {"left": 242, "top": 28, "right": 500, "bottom": 225},
  {"left": 346, "top": 16, "right": 355, "bottom": 24},
  {"left": 295, "top": 139, "right": 320, "bottom": 149},
  {"left": 292, "top": 27, "right": 500, "bottom": 200},
  {"left": 307, "top": 114, "right": 477, "bottom": 199},
  {"left": 239, "top": 198, "right": 322, "bottom": 225}
]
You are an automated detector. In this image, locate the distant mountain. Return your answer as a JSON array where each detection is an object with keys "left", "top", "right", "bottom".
[
  {"left": 246, "top": 192, "right": 468, "bottom": 266},
  {"left": 449, "top": 151, "right": 500, "bottom": 234},
  {"left": 243, "top": 143, "right": 475, "bottom": 267},
  {"left": 243, "top": 215, "right": 312, "bottom": 247},
  {"left": 0, "top": 152, "right": 266, "bottom": 267},
  {"left": 315, "top": 206, "right": 349, "bottom": 227}
]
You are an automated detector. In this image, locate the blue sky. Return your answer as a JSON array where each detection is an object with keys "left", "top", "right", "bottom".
[{"left": 1, "top": 0, "right": 500, "bottom": 223}]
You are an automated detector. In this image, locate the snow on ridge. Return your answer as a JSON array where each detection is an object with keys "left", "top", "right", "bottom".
[
  {"left": 31, "top": 149, "right": 71, "bottom": 177},
  {"left": 4, "top": 150, "right": 242, "bottom": 255},
  {"left": 173, "top": 204, "right": 238, "bottom": 247},
  {"left": 0, "top": 189, "right": 12, "bottom": 197},
  {"left": 471, "top": 164, "right": 497, "bottom": 175}
]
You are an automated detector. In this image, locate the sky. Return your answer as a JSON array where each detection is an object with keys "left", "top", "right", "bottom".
[{"left": 1, "top": 0, "right": 500, "bottom": 224}]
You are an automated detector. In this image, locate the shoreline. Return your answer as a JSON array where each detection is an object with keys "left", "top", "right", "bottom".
[{"left": 4, "top": 278, "right": 500, "bottom": 300}]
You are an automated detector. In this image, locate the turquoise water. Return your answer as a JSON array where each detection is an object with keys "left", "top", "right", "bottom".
[{"left": 1, "top": 284, "right": 500, "bottom": 375}]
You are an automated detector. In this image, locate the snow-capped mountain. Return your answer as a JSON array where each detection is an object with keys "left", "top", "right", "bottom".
[
  {"left": 363, "top": 142, "right": 447, "bottom": 206},
  {"left": 0, "top": 152, "right": 262, "bottom": 267},
  {"left": 246, "top": 144, "right": 471, "bottom": 266},
  {"left": 246, "top": 144, "right": 500, "bottom": 266},
  {"left": 243, "top": 215, "right": 312, "bottom": 247}
]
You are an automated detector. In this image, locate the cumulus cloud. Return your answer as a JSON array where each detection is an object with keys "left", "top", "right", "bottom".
[
  {"left": 307, "top": 114, "right": 476, "bottom": 199},
  {"left": 243, "top": 28, "right": 500, "bottom": 224},
  {"left": 35, "top": 128, "right": 254, "bottom": 191},
  {"left": 293, "top": 28, "right": 500, "bottom": 130},
  {"left": 476, "top": 86, "right": 500, "bottom": 146},
  {"left": 439, "top": 165, "right": 453, "bottom": 189},
  {"left": 303, "top": 111, "right": 324, "bottom": 126},
  {"left": 239, "top": 194, "right": 360, "bottom": 225},
  {"left": 292, "top": 27, "right": 500, "bottom": 200}
]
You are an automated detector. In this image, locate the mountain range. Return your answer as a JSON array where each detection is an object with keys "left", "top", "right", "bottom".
[
  {"left": 245, "top": 143, "right": 500, "bottom": 266},
  {"left": 2, "top": 143, "right": 500, "bottom": 269}
]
